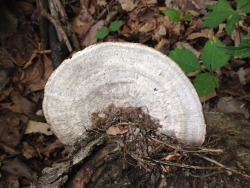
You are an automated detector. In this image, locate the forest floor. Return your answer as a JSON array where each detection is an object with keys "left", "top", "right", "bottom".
[{"left": 0, "top": 0, "right": 249, "bottom": 187}]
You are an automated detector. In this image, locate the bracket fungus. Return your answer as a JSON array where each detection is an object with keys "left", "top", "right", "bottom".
[{"left": 43, "top": 42, "right": 206, "bottom": 146}]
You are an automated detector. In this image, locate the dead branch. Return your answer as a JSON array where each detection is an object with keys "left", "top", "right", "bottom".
[{"left": 41, "top": 11, "right": 72, "bottom": 52}]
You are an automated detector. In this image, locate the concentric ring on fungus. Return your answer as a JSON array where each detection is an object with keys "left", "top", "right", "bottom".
[{"left": 43, "top": 42, "right": 206, "bottom": 146}]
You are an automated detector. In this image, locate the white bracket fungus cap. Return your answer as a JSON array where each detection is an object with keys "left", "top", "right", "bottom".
[{"left": 43, "top": 42, "right": 206, "bottom": 146}]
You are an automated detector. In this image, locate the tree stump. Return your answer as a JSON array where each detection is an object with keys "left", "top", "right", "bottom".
[{"left": 37, "top": 110, "right": 250, "bottom": 187}]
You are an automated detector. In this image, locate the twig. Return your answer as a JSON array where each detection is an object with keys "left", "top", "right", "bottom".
[
  {"left": 148, "top": 158, "right": 220, "bottom": 170},
  {"left": 182, "top": 148, "right": 224, "bottom": 154},
  {"left": 148, "top": 137, "right": 178, "bottom": 150},
  {"left": 189, "top": 171, "right": 224, "bottom": 178},
  {"left": 41, "top": 11, "right": 72, "bottom": 52},
  {"left": 195, "top": 154, "right": 250, "bottom": 179},
  {"left": 149, "top": 137, "right": 224, "bottom": 155},
  {"left": 52, "top": 0, "right": 68, "bottom": 21}
]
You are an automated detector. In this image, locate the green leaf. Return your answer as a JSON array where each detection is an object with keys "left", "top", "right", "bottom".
[
  {"left": 162, "top": 9, "right": 182, "bottom": 22},
  {"left": 194, "top": 73, "right": 219, "bottom": 96},
  {"left": 202, "top": 37, "right": 230, "bottom": 71},
  {"left": 109, "top": 21, "right": 123, "bottom": 32},
  {"left": 218, "top": 35, "right": 250, "bottom": 57},
  {"left": 184, "top": 12, "right": 192, "bottom": 23},
  {"left": 206, "top": 0, "right": 233, "bottom": 12},
  {"left": 225, "top": 13, "right": 241, "bottom": 34},
  {"left": 218, "top": 45, "right": 250, "bottom": 58},
  {"left": 236, "top": 0, "right": 250, "bottom": 13},
  {"left": 244, "top": 33, "right": 250, "bottom": 40},
  {"left": 202, "top": 0, "right": 234, "bottom": 29},
  {"left": 96, "top": 26, "right": 109, "bottom": 39},
  {"left": 169, "top": 48, "right": 200, "bottom": 73}
]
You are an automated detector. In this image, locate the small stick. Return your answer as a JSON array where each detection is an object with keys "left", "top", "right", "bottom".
[
  {"left": 148, "top": 137, "right": 178, "bottom": 150},
  {"left": 189, "top": 171, "right": 224, "bottom": 178},
  {"left": 182, "top": 148, "right": 224, "bottom": 154},
  {"left": 196, "top": 154, "right": 250, "bottom": 179},
  {"left": 149, "top": 137, "right": 224, "bottom": 154},
  {"left": 41, "top": 11, "right": 72, "bottom": 52},
  {"left": 149, "top": 158, "right": 220, "bottom": 170}
]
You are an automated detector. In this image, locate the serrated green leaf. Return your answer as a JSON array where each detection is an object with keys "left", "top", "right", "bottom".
[
  {"left": 109, "top": 21, "right": 123, "bottom": 32},
  {"left": 206, "top": 0, "right": 233, "bottom": 11},
  {"left": 96, "top": 26, "right": 109, "bottom": 39},
  {"left": 202, "top": 11, "right": 230, "bottom": 28},
  {"left": 202, "top": 0, "right": 234, "bottom": 29},
  {"left": 202, "top": 37, "right": 230, "bottom": 71},
  {"left": 218, "top": 37, "right": 250, "bottom": 58},
  {"left": 225, "top": 13, "right": 241, "bottom": 34},
  {"left": 194, "top": 73, "right": 219, "bottom": 96},
  {"left": 162, "top": 9, "right": 182, "bottom": 22},
  {"left": 169, "top": 48, "right": 200, "bottom": 73},
  {"left": 236, "top": 0, "right": 250, "bottom": 13}
]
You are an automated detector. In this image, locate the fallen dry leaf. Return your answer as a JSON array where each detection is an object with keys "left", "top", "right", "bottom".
[
  {"left": 238, "top": 67, "right": 250, "bottom": 85},
  {"left": 127, "top": 7, "right": 157, "bottom": 34},
  {"left": 217, "top": 97, "right": 250, "bottom": 119},
  {"left": 239, "top": 20, "right": 250, "bottom": 33},
  {"left": 187, "top": 29, "right": 214, "bottom": 40},
  {"left": 139, "top": 19, "right": 157, "bottom": 33},
  {"left": 153, "top": 25, "right": 167, "bottom": 41},
  {"left": 165, "top": 0, "right": 178, "bottom": 8},
  {"left": 0, "top": 142, "right": 20, "bottom": 155},
  {"left": 1, "top": 158, "right": 37, "bottom": 180},
  {"left": 157, "top": 16, "right": 181, "bottom": 36},
  {"left": 0, "top": 112, "right": 28, "bottom": 147},
  {"left": 1, "top": 91, "right": 24, "bottom": 113},
  {"left": 39, "top": 140, "right": 64, "bottom": 158},
  {"left": 71, "top": 5, "right": 94, "bottom": 36},
  {"left": 118, "top": 0, "right": 139, "bottom": 12},
  {"left": 24, "top": 120, "right": 53, "bottom": 135},
  {"left": 80, "top": 0, "right": 89, "bottom": 7},
  {"left": 82, "top": 20, "right": 105, "bottom": 47},
  {"left": 0, "top": 87, "right": 13, "bottom": 102},
  {"left": 22, "top": 142, "right": 38, "bottom": 159},
  {"left": 0, "top": 70, "right": 9, "bottom": 91},
  {"left": 106, "top": 124, "right": 128, "bottom": 136},
  {"left": 22, "top": 97, "right": 36, "bottom": 115},
  {"left": 165, "top": 153, "right": 180, "bottom": 161},
  {"left": 16, "top": 1, "right": 34, "bottom": 18},
  {"left": 230, "top": 27, "right": 244, "bottom": 46},
  {"left": 176, "top": 42, "right": 200, "bottom": 57},
  {"left": 96, "top": 0, "right": 107, "bottom": 7},
  {"left": 144, "top": 0, "right": 157, "bottom": 5},
  {"left": 220, "top": 68, "right": 246, "bottom": 97},
  {"left": 154, "top": 39, "right": 170, "bottom": 54},
  {"left": 22, "top": 54, "right": 53, "bottom": 93}
]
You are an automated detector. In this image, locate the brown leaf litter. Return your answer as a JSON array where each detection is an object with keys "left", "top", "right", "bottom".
[{"left": 0, "top": 0, "right": 250, "bottom": 187}]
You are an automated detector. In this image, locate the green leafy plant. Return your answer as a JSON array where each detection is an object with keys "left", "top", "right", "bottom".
[
  {"left": 96, "top": 26, "right": 109, "bottom": 39},
  {"left": 162, "top": 9, "right": 182, "bottom": 22},
  {"left": 169, "top": 37, "right": 229, "bottom": 97},
  {"left": 202, "top": 0, "right": 250, "bottom": 34},
  {"left": 168, "top": 48, "right": 200, "bottom": 73},
  {"left": 202, "top": 37, "right": 230, "bottom": 71},
  {"left": 96, "top": 20, "right": 123, "bottom": 39},
  {"left": 218, "top": 33, "right": 250, "bottom": 57},
  {"left": 194, "top": 73, "right": 219, "bottom": 97},
  {"left": 162, "top": 9, "right": 192, "bottom": 23}
]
